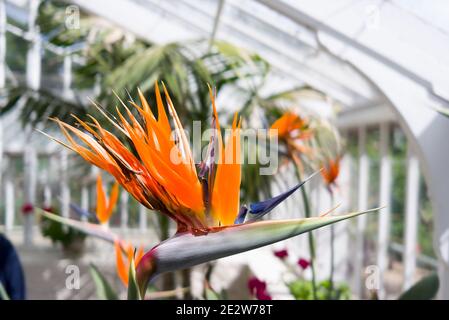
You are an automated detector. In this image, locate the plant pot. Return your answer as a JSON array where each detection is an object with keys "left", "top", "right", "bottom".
[{"left": 62, "top": 236, "right": 86, "bottom": 258}]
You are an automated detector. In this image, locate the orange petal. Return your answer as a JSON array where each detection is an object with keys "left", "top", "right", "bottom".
[
  {"left": 154, "top": 82, "right": 171, "bottom": 136},
  {"left": 96, "top": 174, "right": 108, "bottom": 224},
  {"left": 105, "top": 181, "right": 120, "bottom": 221},
  {"left": 135, "top": 245, "right": 145, "bottom": 265},
  {"left": 212, "top": 112, "right": 241, "bottom": 226},
  {"left": 162, "top": 83, "right": 196, "bottom": 174},
  {"left": 115, "top": 240, "right": 129, "bottom": 286}
]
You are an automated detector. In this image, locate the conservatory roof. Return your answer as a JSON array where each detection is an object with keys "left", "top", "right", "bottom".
[
  {"left": 3, "top": 0, "right": 449, "bottom": 151},
  {"left": 68, "top": 0, "right": 449, "bottom": 110}
]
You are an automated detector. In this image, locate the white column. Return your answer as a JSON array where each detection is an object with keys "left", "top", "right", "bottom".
[
  {"left": 43, "top": 169, "right": 52, "bottom": 208},
  {"left": 22, "top": 0, "right": 40, "bottom": 245},
  {"left": 5, "top": 175, "right": 14, "bottom": 232},
  {"left": 23, "top": 146, "right": 37, "bottom": 246},
  {"left": 120, "top": 191, "right": 129, "bottom": 229},
  {"left": 403, "top": 147, "right": 420, "bottom": 290},
  {"left": 377, "top": 123, "right": 392, "bottom": 299},
  {"left": 62, "top": 53, "right": 72, "bottom": 98},
  {"left": 439, "top": 263, "right": 449, "bottom": 300},
  {"left": 60, "top": 150, "right": 70, "bottom": 219},
  {"left": 26, "top": 0, "right": 41, "bottom": 91},
  {"left": 0, "top": 0, "right": 6, "bottom": 89},
  {"left": 139, "top": 205, "right": 147, "bottom": 232},
  {"left": 354, "top": 126, "right": 369, "bottom": 298},
  {"left": 80, "top": 184, "right": 89, "bottom": 221},
  {"left": 336, "top": 132, "right": 352, "bottom": 281}
]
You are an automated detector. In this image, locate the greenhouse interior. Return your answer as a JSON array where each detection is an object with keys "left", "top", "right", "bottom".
[{"left": 0, "top": 0, "right": 449, "bottom": 301}]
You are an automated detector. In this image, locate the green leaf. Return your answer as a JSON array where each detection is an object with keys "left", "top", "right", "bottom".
[
  {"left": 89, "top": 264, "right": 119, "bottom": 300},
  {"left": 127, "top": 256, "right": 142, "bottom": 300},
  {"left": 399, "top": 272, "right": 439, "bottom": 300},
  {"left": 136, "top": 208, "right": 381, "bottom": 294},
  {"left": 204, "top": 288, "right": 220, "bottom": 300},
  {"left": 432, "top": 105, "right": 449, "bottom": 118},
  {"left": 37, "top": 209, "right": 118, "bottom": 244},
  {"left": 0, "top": 282, "right": 10, "bottom": 300}
]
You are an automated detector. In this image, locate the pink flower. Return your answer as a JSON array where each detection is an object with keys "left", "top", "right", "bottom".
[
  {"left": 298, "top": 258, "right": 310, "bottom": 270},
  {"left": 273, "top": 249, "right": 288, "bottom": 260},
  {"left": 248, "top": 276, "right": 272, "bottom": 300}
]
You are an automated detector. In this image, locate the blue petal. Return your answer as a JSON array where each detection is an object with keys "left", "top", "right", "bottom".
[
  {"left": 234, "top": 205, "right": 248, "bottom": 224},
  {"left": 69, "top": 203, "right": 94, "bottom": 219},
  {"left": 247, "top": 184, "right": 301, "bottom": 219},
  {"left": 245, "top": 171, "right": 320, "bottom": 222}
]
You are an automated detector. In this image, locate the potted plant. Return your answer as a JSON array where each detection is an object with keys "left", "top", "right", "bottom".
[{"left": 40, "top": 208, "right": 86, "bottom": 258}]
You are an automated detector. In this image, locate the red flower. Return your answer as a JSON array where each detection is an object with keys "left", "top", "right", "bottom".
[
  {"left": 256, "top": 291, "right": 272, "bottom": 300},
  {"left": 248, "top": 277, "right": 272, "bottom": 300},
  {"left": 273, "top": 249, "right": 288, "bottom": 260},
  {"left": 298, "top": 258, "right": 310, "bottom": 270},
  {"left": 21, "top": 203, "right": 34, "bottom": 215}
]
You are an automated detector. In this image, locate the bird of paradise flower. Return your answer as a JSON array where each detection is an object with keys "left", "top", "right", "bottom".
[{"left": 39, "top": 83, "right": 379, "bottom": 299}]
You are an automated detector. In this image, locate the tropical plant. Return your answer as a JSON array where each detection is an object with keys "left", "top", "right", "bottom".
[
  {"left": 1, "top": 0, "right": 367, "bottom": 300},
  {"left": 39, "top": 84, "right": 379, "bottom": 299}
]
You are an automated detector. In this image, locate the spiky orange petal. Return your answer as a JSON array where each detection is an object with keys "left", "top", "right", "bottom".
[
  {"left": 115, "top": 240, "right": 129, "bottom": 286},
  {"left": 96, "top": 174, "right": 108, "bottom": 224},
  {"left": 212, "top": 113, "right": 242, "bottom": 226},
  {"left": 105, "top": 181, "right": 120, "bottom": 221}
]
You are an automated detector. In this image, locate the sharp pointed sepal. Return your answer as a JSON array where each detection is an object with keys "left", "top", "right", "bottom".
[{"left": 239, "top": 171, "right": 321, "bottom": 223}]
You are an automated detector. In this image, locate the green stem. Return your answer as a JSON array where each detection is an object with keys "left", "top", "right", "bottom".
[
  {"left": 158, "top": 214, "right": 176, "bottom": 294},
  {"left": 329, "top": 191, "right": 335, "bottom": 300},
  {"left": 295, "top": 166, "right": 318, "bottom": 300}
]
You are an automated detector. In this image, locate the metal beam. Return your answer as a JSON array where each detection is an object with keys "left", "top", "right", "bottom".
[
  {"left": 150, "top": 0, "right": 366, "bottom": 106},
  {"left": 255, "top": 0, "right": 449, "bottom": 106},
  {"left": 208, "top": 0, "right": 225, "bottom": 50},
  {"left": 225, "top": 0, "right": 377, "bottom": 101},
  {"left": 337, "top": 103, "right": 395, "bottom": 129},
  {"left": 403, "top": 148, "right": 420, "bottom": 290}
]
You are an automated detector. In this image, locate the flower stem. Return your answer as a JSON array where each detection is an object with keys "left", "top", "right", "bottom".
[
  {"left": 292, "top": 162, "right": 318, "bottom": 300},
  {"left": 329, "top": 192, "right": 335, "bottom": 300},
  {"left": 300, "top": 185, "right": 318, "bottom": 300}
]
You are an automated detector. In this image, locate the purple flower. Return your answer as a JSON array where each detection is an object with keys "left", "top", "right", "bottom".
[
  {"left": 248, "top": 277, "right": 272, "bottom": 300},
  {"left": 273, "top": 249, "right": 289, "bottom": 260},
  {"left": 298, "top": 258, "right": 310, "bottom": 270}
]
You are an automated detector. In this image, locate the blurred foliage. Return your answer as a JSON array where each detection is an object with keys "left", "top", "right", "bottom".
[
  {"left": 398, "top": 272, "right": 439, "bottom": 300},
  {"left": 89, "top": 264, "right": 119, "bottom": 300},
  {"left": 40, "top": 209, "right": 86, "bottom": 250},
  {"left": 5, "top": 32, "right": 28, "bottom": 73},
  {"left": 288, "top": 279, "right": 350, "bottom": 300}
]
